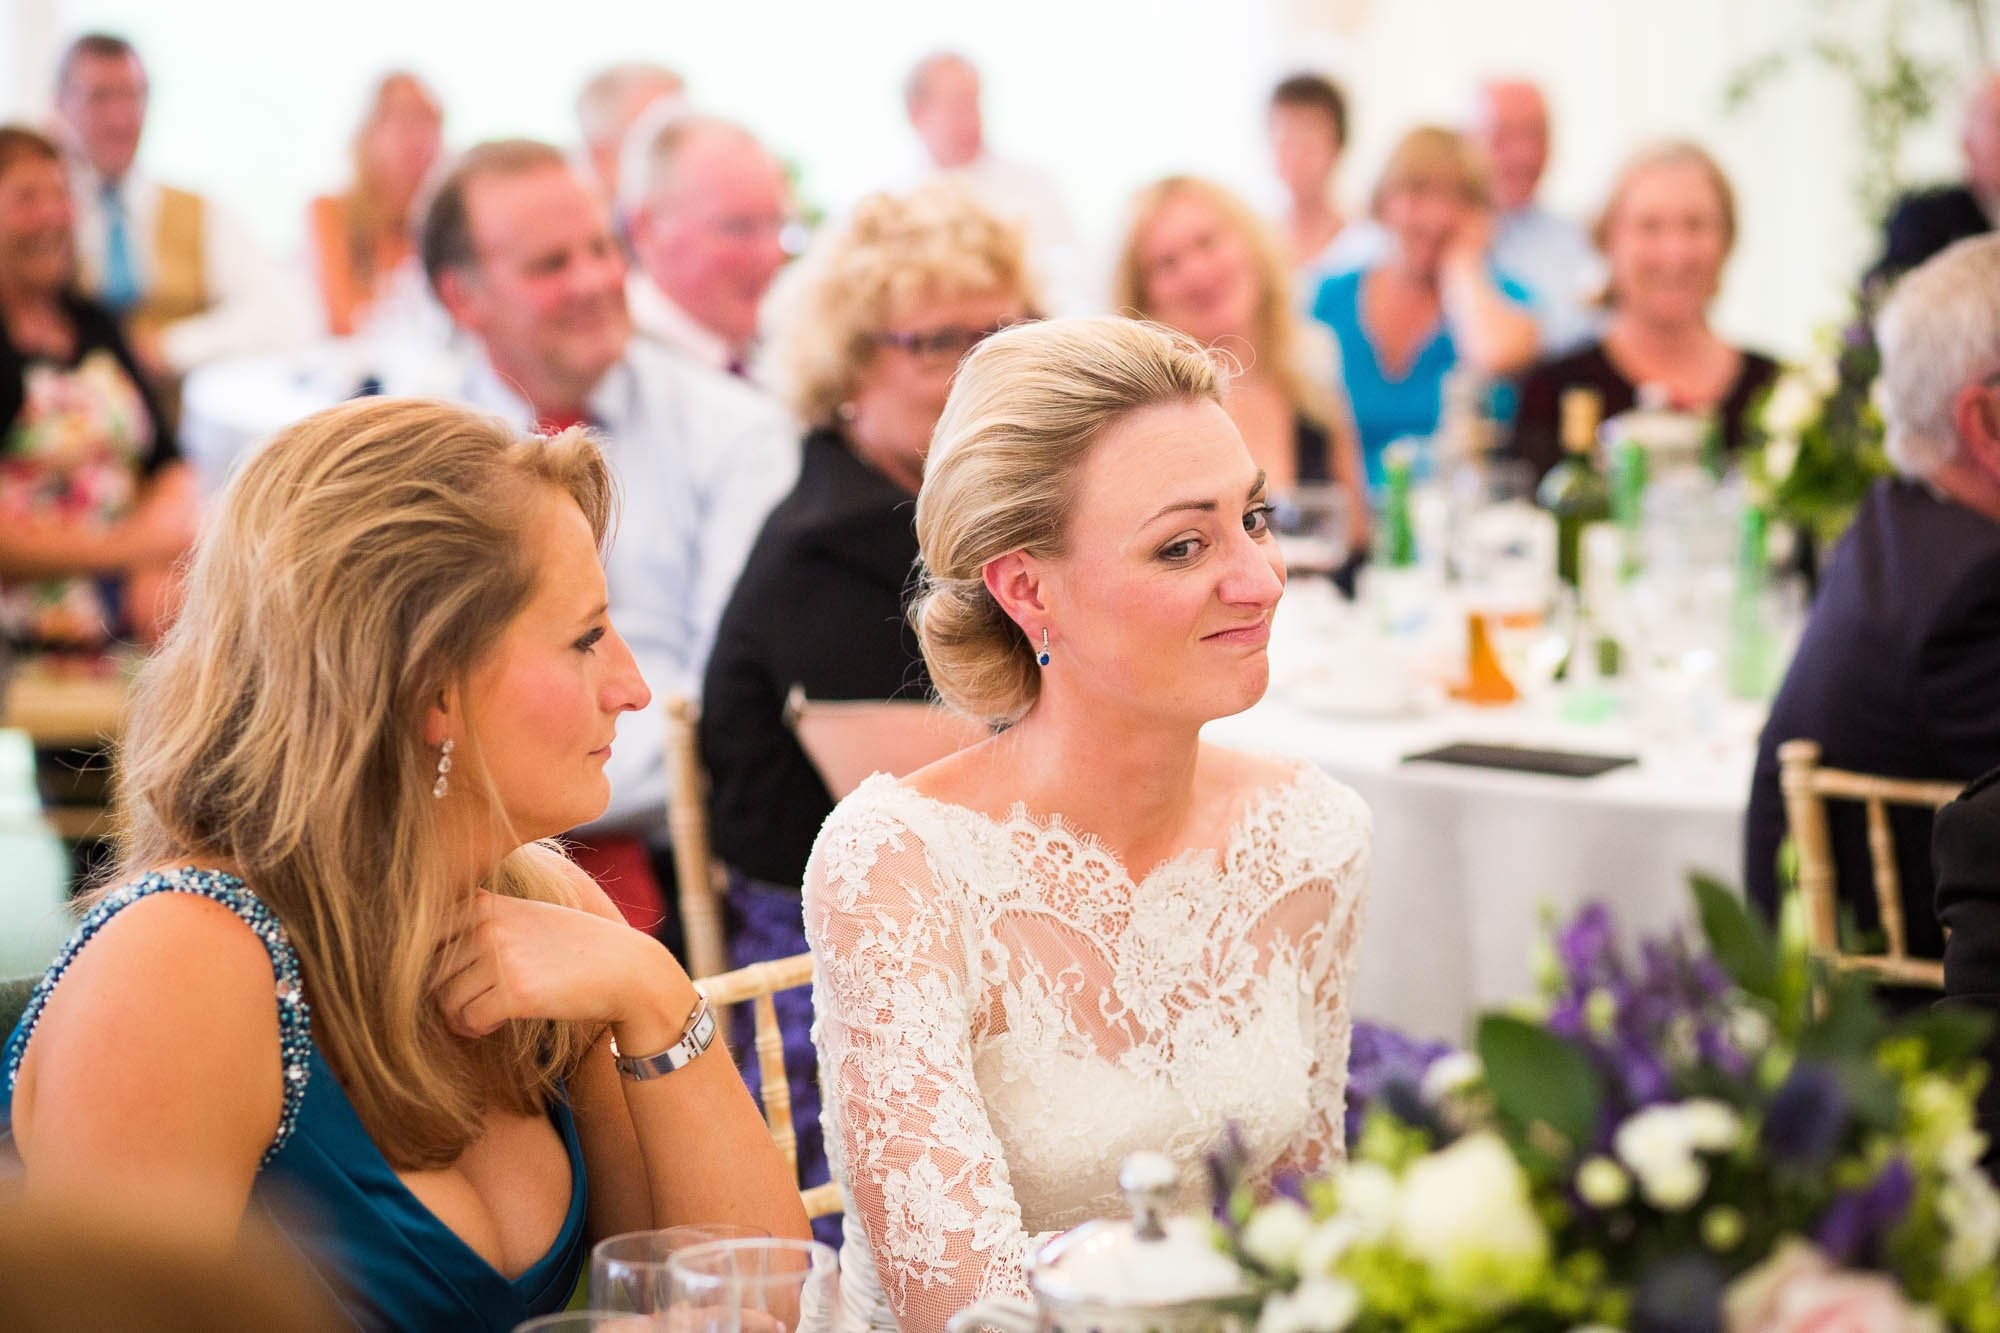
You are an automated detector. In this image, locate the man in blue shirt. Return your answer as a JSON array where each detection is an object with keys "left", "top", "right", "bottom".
[{"left": 1471, "top": 79, "right": 1603, "bottom": 357}]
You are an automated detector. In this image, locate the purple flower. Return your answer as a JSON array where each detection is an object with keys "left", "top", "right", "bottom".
[
  {"left": 1559, "top": 903, "right": 1619, "bottom": 987},
  {"left": 1763, "top": 1063, "right": 1849, "bottom": 1168},
  {"left": 1816, "top": 1158, "right": 1914, "bottom": 1266},
  {"left": 1206, "top": 1121, "right": 1249, "bottom": 1222},
  {"left": 1344, "top": 1020, "right": 1453, "bottom": 1148}
]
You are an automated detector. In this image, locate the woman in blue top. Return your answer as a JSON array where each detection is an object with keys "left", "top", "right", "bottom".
[
  {"left": 1312, "top": 126, "right": 1539, "bottom": 489},
  {"left": 2, "top": 398, "right": 810, "bottom": 1330}
]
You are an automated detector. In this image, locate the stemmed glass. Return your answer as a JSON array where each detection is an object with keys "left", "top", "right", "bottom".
[
  {"left": 591, "top": 1225, "right": 770, "bottom": 1317},
  {"left": 666, "top": 1239, "right": 840, "bottom": 1333}
]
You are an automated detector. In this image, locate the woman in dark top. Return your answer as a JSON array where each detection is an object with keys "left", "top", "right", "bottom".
[
  {"left": 1112, "top": 175, "right": 1371, "bottom": 563},
  {"left": 698, "top": 183, "right": 1036, "bottom": 1236},
  {"left": 0, "top": 125, "right": 192, "bottom": 648},
  {"left": 1512, "top": 141, "right": 1777, "bottom": 481}
]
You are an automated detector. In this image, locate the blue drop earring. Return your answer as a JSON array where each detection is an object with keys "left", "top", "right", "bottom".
[{"left": 1037, "top": 628, "right": 1052, "bottom": 667}]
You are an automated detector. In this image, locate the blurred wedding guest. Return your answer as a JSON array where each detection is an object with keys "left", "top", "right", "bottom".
[
  {"left": 576, "top": 61, "right": 685, "bottom": 206},
  {"left": 700, "top": 184, "right": 1032, "bottom": 1240},
  {"left": 1510, "top": 142, "right": 1776, "bottom": 482},
  {"left": 412, "top": 139, "right": 796, "bottom": 928},
  {"left": 1871, "top": 72, "right": 2000, "bottom": 285},
  {"left": 624, "top": 115, "right": 792, "bottom": 377},
  {"left": 53, "top": 33, "right": 302, "bottom": 383},
  {"left": 1746, "top": 235, "right": 2000, "bottom": 965},
  {"left": 903, "top": 50, "right": 1088, "bottom": 313},
  {"left": 1, "top": 398, "right": 810, "bottom": 1330},
  {"left": 1933, "top": 767, "right": 2000, "bottom": 1170},
  {"left": 1310, "top": 127, "right": 1537, "bottom": 487},
  {"left": 306, "top": 71, "right": 443, "bottom": 338},
  {"left": 806, "top": 318, "right": 1368, "bottom": 1333},
  {"left": 1469, "top": 79, "right": 1602, "bottom": 356},
  {"left": 1113, "top": 175, "right": 1369, "bottom": 561},
  {"left": 0, "top": 125, "right": 191, "bottom": 649},
  {"left": 1267, "top": 73, "right": 1378, "bottom": 285},
  {"left": 0, "top": 1197, "right": 346, "bottom": 1332}
]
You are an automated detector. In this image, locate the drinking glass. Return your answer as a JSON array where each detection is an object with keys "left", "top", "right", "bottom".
[
  {"left": 592, "top": 1225, "right": 770, "bottom": 1316},
  {"left": 666, "top": 1239, "right": 839, "bottom": 1333},
  {"left": 513, "top": 1315, "right": 662, "bottom": 1332},
  {"left": 1271, "top": 483, "right": 1350, "bottom": 579}
]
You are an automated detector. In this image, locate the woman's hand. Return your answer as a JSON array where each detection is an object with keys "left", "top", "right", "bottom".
[{"left": 433, "top": 890, "right": 700, "bottom": 1052}]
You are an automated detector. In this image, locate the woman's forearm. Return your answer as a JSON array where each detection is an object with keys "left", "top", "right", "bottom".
[{"left": 1440, "top": 258, "right": 1538, "bottom": 375}]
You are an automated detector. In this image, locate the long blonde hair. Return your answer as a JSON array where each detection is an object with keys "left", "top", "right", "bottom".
[
  {"left": 1110, "top": 175, "right": 1339, "bottom": 433},
  {"left": 344, "top": 71, "right": 441, "bottom": 289},
  {"left": 913, "top": 317, "right": 1226, "bottom": 724},
  {"left": 108, "top": 398, "right": 611, "bottom": 1169}
]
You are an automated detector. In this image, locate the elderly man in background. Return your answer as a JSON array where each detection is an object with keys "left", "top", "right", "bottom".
[
  {"left": 902, "top": 50, "right": 1088, "bottom": 312},
  {"left": 623, "top": 115, "right": 793, "bottom": 378},
  {"left": 409, "top": 138, "right": 798, "bottom": 928},
  {"left": 1745, "top": 234, "right": 2000, "bottom": 976},
  {"left": 575, "top": 61, "right": 685, "bottom": 206},
  {"left": 53, "top": 33, "right": 301, "bottom": 387},
  {"left": 1871, "top": 73, "right": 2000, "bottom": 285},
  {"left": 1469, "top": 78, "right": 1600, "bottom": 355}
]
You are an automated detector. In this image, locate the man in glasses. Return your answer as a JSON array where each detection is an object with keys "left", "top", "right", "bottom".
[{"left": 624, "top": 116, "right": 796, "bottom": 382}]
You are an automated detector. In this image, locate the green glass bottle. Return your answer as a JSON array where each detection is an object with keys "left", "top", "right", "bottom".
[
  {"left": 1537, "top": 387, "right": 1610, "bottom": 588},
  {"left": 1380, "top": 442, "right": 1418, "bottom": 568},
  {"left": 1728, "top": 504, "right": 1776, "bottom": 700}
]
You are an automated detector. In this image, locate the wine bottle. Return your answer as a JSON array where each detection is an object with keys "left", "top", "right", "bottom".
[
  {"left": 1537, "top": 387, "right": 1609, "bottom": 588},
  {"left": 1380, "top": 442, "right": 1418, "bottom": 568}
]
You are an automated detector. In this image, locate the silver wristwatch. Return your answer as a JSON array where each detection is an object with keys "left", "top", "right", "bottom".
[{"left": 610, "top": 995, "right": 717, "bottom": 1081}]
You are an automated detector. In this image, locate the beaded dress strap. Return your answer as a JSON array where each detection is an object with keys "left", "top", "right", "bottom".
[{"left": 3, "top": 866, "right": 313, "bottom": 1166}]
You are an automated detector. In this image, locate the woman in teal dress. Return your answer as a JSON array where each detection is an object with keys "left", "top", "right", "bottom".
[
  {"left": 1311, "top": 126, "right": 1539, "bottom": 489},
  {"left": 2, "top": 399, "right": 810, "bottom": 1330}
]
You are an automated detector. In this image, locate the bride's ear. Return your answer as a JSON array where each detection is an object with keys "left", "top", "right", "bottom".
[{"left": 982, "top": 551, "right": 1050, "bottom": 635}]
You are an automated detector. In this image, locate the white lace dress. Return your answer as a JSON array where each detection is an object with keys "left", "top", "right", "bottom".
[{"left": 803, "top": 761, "right": 1369, "bottom": 1333}]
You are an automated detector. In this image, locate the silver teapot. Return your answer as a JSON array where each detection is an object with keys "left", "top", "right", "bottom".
[{"left": 945, "top": 1153, "right": 1250, "bottom": 1333}]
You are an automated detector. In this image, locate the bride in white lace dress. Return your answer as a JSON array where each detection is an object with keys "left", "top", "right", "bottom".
[{"left": 804, "top": 317, "right": 1370, "bottom": 1333}]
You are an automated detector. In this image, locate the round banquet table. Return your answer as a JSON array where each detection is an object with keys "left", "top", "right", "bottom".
[{"left": 1203, "top": 684, "right": 1759, "bottom": 1044}]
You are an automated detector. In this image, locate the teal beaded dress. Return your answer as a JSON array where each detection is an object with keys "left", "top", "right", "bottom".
[{"left": 2, "top": 867, "right": 589, "bottom": 1331}]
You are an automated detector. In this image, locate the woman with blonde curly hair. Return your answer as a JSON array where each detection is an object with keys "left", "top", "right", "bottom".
[
  {"left": 3, "top": 397, "right": 808, "bottom": 1329},
  {"left": 701, "top": 184, "right": 1034, "bottom": 1239},
  {"left": 805, "top": 316, "right": 1370, "bottom": 1333},
  {"left": 1114, "top": 174, "right": 1371, "bottom": 571},
  {"left": 307, "top": 71, "right": 443, "bottom": 336}
]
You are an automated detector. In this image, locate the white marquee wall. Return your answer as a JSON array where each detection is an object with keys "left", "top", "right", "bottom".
[{"left": 0, "top": 0, "right": 1986, "bottom": 357}]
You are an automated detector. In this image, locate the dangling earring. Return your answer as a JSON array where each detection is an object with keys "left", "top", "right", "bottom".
[
  {"left": 1037, "top": 628, "right": 1052, "bottom": 668},
  {"left": 432, "top": 738, "right": 454, "bottom": 799}
]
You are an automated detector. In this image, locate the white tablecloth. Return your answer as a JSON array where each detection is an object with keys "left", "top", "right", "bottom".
[{"left": 1204, "top": 689, "right": 1757, "bottom": 1042}]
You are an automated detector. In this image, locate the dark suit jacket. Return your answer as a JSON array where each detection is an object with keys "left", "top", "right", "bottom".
[
  {"left": 1871, "top": 185, "right": 1992, "bottom": 285},
  {"left": 1746, "top": 479, "right": 2000, "bottom": 955},
  {"left": 1934, "top": 766, "right": 2000, "bottom": 1157},
  {"left": 699, "top": 428, "right": 930, "bottom": 888}
]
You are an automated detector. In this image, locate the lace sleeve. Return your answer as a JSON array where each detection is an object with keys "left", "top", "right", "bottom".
[
  {"left": 1278, "top": 774, "right": 1371, "bottom": 1177},
  {"left": 804, "top": 795, "right": 1053, "bottom": 1333}
]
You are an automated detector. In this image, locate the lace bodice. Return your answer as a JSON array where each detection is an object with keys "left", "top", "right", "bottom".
[{"left": 804, "top": 760, "right": 1370, "bottom": 1333}]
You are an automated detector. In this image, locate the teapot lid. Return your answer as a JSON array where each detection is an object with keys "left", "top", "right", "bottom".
[{"left": 1029, "top": 1153, "right": 1246, "bottom": 1309}]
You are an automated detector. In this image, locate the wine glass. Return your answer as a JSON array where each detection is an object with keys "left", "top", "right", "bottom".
[
  {"left": 592, "top": 1225, "right": 770, "bottom": 1316},
  {"left": 666, "top": 1239, "right": 839, "bottom": 1333},
  {"left": 1271, "top": 483, "right": 1350, "bottom": 580}
]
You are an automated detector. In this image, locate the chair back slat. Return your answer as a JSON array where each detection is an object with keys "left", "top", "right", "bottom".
[
  {"left": 695, "top": 952, "right": 840, "bottom": 1221},
  {"left": 1774, "top": 738, "right": 1961, "bottom": 991},
  {"left": 664, "top": 695, "right": 729, "bottom": 982}
]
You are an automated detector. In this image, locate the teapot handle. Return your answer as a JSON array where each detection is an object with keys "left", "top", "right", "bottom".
[{"left": 946, "top": 1298, "right": 1038, "bottom": 1333}]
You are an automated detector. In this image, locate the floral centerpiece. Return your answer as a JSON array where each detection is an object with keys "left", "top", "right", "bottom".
[
  {"left": 1213, "top": 880, "right": 2000, "bottom": 1331},
  {"left": 1743, "top": 314, "right": 1891, "bottom": 554}
]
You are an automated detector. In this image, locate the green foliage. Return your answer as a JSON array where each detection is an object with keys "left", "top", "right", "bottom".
[{"left": 1476, "top": 1014, "right": 1603, "bottom": 1152}]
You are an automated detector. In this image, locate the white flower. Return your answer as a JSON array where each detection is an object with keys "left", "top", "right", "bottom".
[
  {"left": 1334, "top": 1162, "right": 1399, "bottom": 1243},
  {"left": 1576, "top": 1155, "right": 1631, "bottom": 1209},
  {"left": 1395, "top": 1131, "right": 1549, "bottom": 1305},
  {"left": 1940, "top": 1163, "right": 2000, "bottom": 1279},
  {"left": 1614, "top": 1102, "right": 1737, "bottom": 1213},
  {"left": 1908, "top": 1075, "right": 1985, "bottom": 1174},
  {"left": 1761, "top": 370, "right": 1822, "bottom": 439},
  {"left": 1727, "top": 1006, "right": 1773, "bottom": 1057},
  {"left": 1241, "top": 1198, "right": 1314, "bottom": 1273},
  {"left": 1297, "top": 1217, "right": 1362, "bottom": 1276},
  {"left": 1258, "top": 1276, "right": 1361, "bottom": 1333},
  {"left": 1420, "top": 1051, "right": 1483, "bottom": 1105}
]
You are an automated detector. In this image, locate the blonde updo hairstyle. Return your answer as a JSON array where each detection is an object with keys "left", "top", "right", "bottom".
[
  {"left": 109, "top": 397, "right": 613, "bottom": 1170},
  {"left": 913, "top": 316, "right": 1227, "bottom": 725},
  {"left": 774, "top": 182, "right": 1038, "bottom": 429}
]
